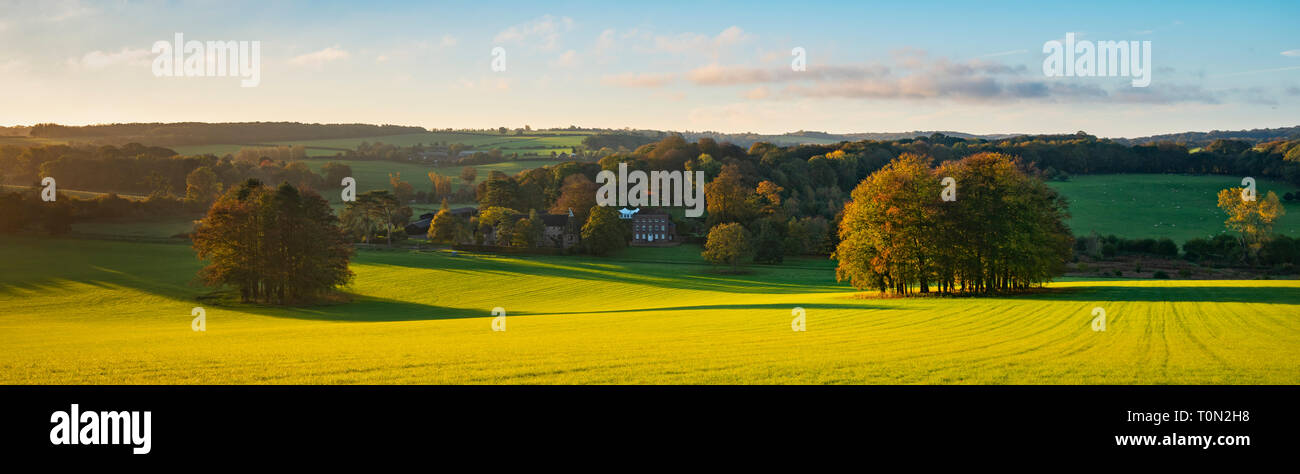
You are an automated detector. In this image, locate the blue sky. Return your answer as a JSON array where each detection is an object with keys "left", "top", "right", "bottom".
[{"left": 1, "top": 0, "right": 1297, "bottom": 137}]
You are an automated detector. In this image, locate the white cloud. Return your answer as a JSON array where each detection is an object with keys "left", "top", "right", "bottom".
[
  {"left": 1282, "top": 50, "right": 1300, "bottom": 57},
  {"left": 687, "top": 63, "right": 890, "bottom": 85},
  {"left": 601, "top": 72, "right": 675, "bottom": 88},
  {"left": 440, "top": 34, "right": 459, "bottom": 48},
  {"left": 289, "top": 47, "right": 350, "bottom": 67},
  {"left": 494, "top": 15, "right": 574, "bottom": 50},
  {"left": 713, "top": 26, "right": 748, "bottom": 47},
  {"left": 66, "top": 47, "right": 152, "bottom": 70},
  {"left": 978, "top": 49, "right": 1028, "bottom": 58},
  {"left": 594, "top": 29, "right": 617, "bottom": 53},
  {"left": 553, "top": 50, "right": 578, "bottom": 68},
  {"left": 457, "top": 77, "right": 512, "bottom": 90},
  {"left": 653, "top": 26, "right": 752, "bottom": 54},
  {"left": 42, "top": 0, "right": 96, "bottom": 22},
  {"left": 0, "top": 59, "right": 29, "bottom": 74}
]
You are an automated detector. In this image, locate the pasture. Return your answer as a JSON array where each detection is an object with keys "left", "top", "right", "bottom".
[
  {"left": 1049, "top": 174, "right": 1300, "bottom": 243},
  {"left": 304, "top": 157, "right": 569, "bottom": 202},
  {"left": 1, "top": 236, "right": 1295, "bottom": 384}
]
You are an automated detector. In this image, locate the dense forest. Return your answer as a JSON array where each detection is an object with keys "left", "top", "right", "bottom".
[{"left": 457, "top": 131, "right": 1300, "bottom": 272}]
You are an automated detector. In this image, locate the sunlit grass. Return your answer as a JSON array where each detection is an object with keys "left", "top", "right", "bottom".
[
  {"left": 1050, "top": 174, "right": 1300, "bottom": 243},
  {"left": 1, "top": 236, "right": 1296, "bottom": 384}
]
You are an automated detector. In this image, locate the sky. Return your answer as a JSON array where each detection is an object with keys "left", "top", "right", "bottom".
[{"left": 0, "top": 0, "right": 1297, "bottom": 137}]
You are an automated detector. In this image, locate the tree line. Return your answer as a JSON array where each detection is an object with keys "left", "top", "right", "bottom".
[
  {"left": 0, "top": 143, "right": 330, "bottom": 207},
  {"left": 29, "top": 122, "right": 424, "bottom": 146}
]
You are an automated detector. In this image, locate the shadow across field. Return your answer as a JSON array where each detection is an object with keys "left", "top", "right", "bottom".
[
  {"left": 1010, "top": 284, "right": 1300, "bottom": 304},
  {"left": 225, "top": 300, "right": 888, "bottom": 323},
  {"left": 358, "top": 249, "right": 847, "bottom": 295},
  {"left": 530, "top": 302, "right": 885, "bottom": 317},
  {"left": 212, "top": 295, "right": 512, "bottom": 322}
]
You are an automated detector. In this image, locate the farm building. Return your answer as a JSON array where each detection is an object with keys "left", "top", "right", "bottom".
[
  {"left": 404, "top": 207, "right": 477, "bottom": 236},
  {"left": 630, "top": 209, "right": 677, "bottom": 246}
]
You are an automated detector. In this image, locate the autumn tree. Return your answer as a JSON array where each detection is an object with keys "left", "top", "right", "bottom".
[
  {"left": 460, "top": 166, "right": 478, "bottom": 185},
  {"left": 581, "top": 205, "right": 626, "bottom": 256},
  {"left": 703, "top": 222, "right": 752, "bottom": 272},
  {"left": 1217, "top": 188, "right": 1286, "bottom": 259},
  {"left": 550, "top": 173, "right": 598, "bottom": 223},
  {"left": 184, "top": 166, "right": 221, "bottom": 206},
  {"left": 478, "top": 206, "right": 520, "bottom": 246},
  {"left": 755, "top": 180, "right": 784, "bottom": 215},
  {"left": 321, "top": 162, "right": 353, "bottom": 188},
  {"left": 347, "top": 190, "right": 406, "bottom": 246},
  {"left": 512, "top": 211, "right": 544, "bottom": 248},
  {"left": 752, "top": 217, "right": 786, "bottom": 264},
  {"left": 834, "top": 154, "right": 937, "bottom": 294},
  {"left": 478, "top": 175, "right": 521, "bottom": 210},
  {"left": 389, "top": 172, "right": 415, "bottom": 203},
  {"left": 704, "top": 164, "right": 758, "bottom": 227},
  {"left": 427, "top": 198, "right": 463, "bottom": 243},
  {"left": 428, "top": 172, "right": 454, "bottom": 201}
]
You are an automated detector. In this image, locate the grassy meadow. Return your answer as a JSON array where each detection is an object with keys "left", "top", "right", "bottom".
[
  {"left": 1049, "top": 174, "right": 1300, "bottom": 243},
  {"left": 2, "top": 235, "right": 1296, "bottom": 384},
  {"left": 304, "top": 156, "right": 568, "bottom": 201}
]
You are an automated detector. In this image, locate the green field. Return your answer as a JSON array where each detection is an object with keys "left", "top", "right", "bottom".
[
  {"left": 2, "top": 236, "right": 1296, "bottom": 384},
  {"left": 305, "top": 157, "right": 569, "bottom": 202},
  {"left": 1050, "top": 174, "right": 1300, "bottom": 243}
]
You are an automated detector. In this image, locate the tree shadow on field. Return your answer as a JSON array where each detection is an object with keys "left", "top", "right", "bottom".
[
  {"left": 199, "top": 294, "right": 537, "bottom": 322},
  {"left": 1010, "top": 284, "right": 1300, "bottom": 305},
  {"left": 530, "top": 302, "right": 886, "bottom": 316},
  {"left": 357, "top": 249, "right": 848, "bottom": 295}
]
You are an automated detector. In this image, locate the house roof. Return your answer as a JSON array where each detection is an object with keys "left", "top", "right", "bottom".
[{"left": 540, "top": 214, "right": 571, "bottom": 226}]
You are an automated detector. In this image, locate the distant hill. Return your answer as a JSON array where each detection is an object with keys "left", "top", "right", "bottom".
[
  {"left": 1113, "top": 126, "right": 1300, "bottom": 147},
  {"left": 671, "top": 126, "right": 1300, "bottom": 148},
  {"left": 27, "top": 122, "right": 427, "bottom": 147},
  {"left": 10, "top": 121, "right": 1299, "bottom": 151},
  {"left": 675, "top": 130, "right": 1021, "bottom": 147}
]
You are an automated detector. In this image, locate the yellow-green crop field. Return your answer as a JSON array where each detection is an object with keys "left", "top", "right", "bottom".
[{"left": 1, "top": 236, "right": 1297, "bottom": 384}]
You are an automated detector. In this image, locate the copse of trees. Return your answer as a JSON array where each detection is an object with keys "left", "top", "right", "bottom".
[
  {"left": 581, "top": 132, "right": 659, "bottom": 151},
  {"left": 192, "top": 180, "right": 354, "bottom": 304},
  {"left": 0, "top": 189, "right": 199, "bottom": 236},
  {"left": 232, "top": 145, "right": 307, "bottom": 163},
  {"left": 834, "top": 153, "right": 1073, "bottom": 295},
  {"left": 0, "top": 144, "right": 328, "bottom": 203},
  {"left": 1074, "top": 234, "right": 1179, "bottom": 259},
  {"left": 339, "top": 190, "right": 410, "bottom": 245}
]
